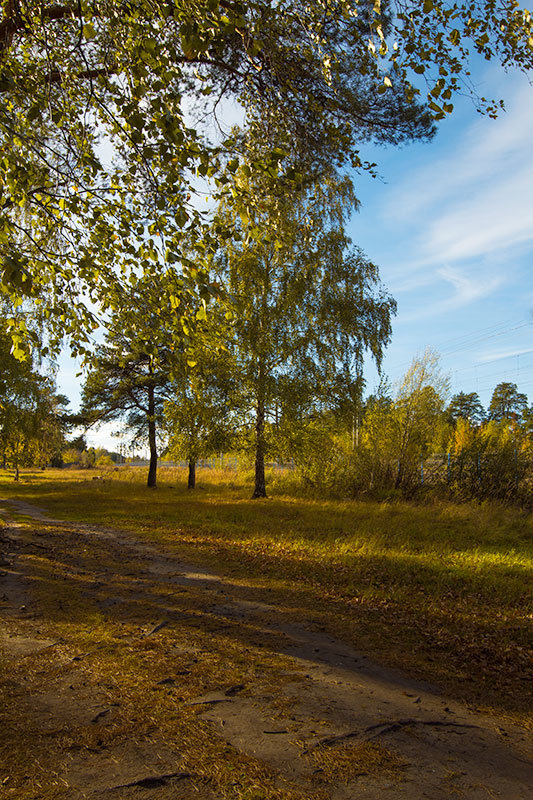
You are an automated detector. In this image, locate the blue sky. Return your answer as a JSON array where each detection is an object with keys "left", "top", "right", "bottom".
[
  {"left": 57, "top": 65, "right": 533, "bottom": 450},
  {"left": 350, "top": 66, "right": 533, "bottom": 406}
]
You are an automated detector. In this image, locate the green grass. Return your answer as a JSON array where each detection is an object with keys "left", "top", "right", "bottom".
[{"left": 2, "top": 466, "right": 532, "bottom": 726}]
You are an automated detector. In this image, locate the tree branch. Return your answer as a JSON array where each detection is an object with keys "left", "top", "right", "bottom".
[{"left": 0, "top": 3, "right": 79, "bottom": 58}]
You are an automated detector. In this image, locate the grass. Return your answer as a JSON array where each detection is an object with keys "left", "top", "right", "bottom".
[
  {"left": 2, "top": 464, "right": 532, "bottom": 734},
  {"left": 305, "top": 741, "right": 409, "bottom": 785},
  {"left": 0, "top": 620, "right": 311, "bottom": 799},
  {"left": 0, "top": 501, "right": 318, "bottom": 799}
]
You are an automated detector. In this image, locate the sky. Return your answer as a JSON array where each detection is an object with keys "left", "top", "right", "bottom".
[
  {"left": 348, "top": 66, "right": 533, "bottom": 404},
  {"left": 56, "top": 65, "right": 533, "bottom": 451}
]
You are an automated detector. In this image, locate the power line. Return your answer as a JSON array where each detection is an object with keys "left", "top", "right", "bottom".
[
  {"left": 439, "top": 323, "right": 531, "bottom": 358},
  {"left": 451, "top": 349, "right": 533, "bottom": 373},
  {"left": 424, "top": 317, "right": 520, "bottom": 351},
  {"left": 426, "top": 317, "right": 527, "bottom": 352},
  {"left": 385, "top": 318, "right": 532, "bottom": 378},
  {"left": 473, "top": 378, "right": 533, "bottom": 395},
  {"left": 450, "top": 365, "right": 533, "bottom": 386}
]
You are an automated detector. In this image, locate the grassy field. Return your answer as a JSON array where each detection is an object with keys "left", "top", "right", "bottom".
[{"left": 2, "top": 465, "right": 532, "bottom": 728}]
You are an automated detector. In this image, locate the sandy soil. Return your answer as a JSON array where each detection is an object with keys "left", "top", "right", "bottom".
[{"left": 1, "top": 497, "right": 531, "bottom": 799}]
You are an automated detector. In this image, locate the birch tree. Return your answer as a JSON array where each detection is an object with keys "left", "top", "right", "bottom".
[{"left": 217, "top": 167, "right": 395, "bottom": 497}]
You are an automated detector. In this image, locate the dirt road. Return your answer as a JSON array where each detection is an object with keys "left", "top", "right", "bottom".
[{"left": 1, "top": 498, "right": 531, "bottom": 799}]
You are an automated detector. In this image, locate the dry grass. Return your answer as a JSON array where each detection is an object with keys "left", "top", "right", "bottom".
[
  {"left": 2, "top": 466, "right": 532, "bottom": 730},
  {"left": 0, "top": 514, "right": 319, "bottom": 800},
  {"left": 306, "top": 741, "right": 409, "bottom": 784}
]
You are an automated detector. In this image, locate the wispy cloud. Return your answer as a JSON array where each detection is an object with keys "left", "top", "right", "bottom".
[
  {"left": 397, "top": 266, "right": 503, "bottom": 323},
  {"left": 420, "top": 166, "right": 533, "bottom": 265},
  {"left": 477, "top": 346, "right": 533, "bottom": 363},
  {"left": 438, "top": 267, "right": 503, "bottom": 306},
  {"left": 383, "top": 78, "right": 533, "bottom": 273}
]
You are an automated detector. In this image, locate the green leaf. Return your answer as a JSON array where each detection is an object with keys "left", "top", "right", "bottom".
[
  {"left": 83, "top": 23, "right": 97, "bottom": 40},
  {"left": 27, "top": 105, "right": 41, "bottom": 122}
]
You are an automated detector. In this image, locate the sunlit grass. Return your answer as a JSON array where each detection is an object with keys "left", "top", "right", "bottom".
[{"left": 2, "top": 466, "right": 532, "bottom": 726}]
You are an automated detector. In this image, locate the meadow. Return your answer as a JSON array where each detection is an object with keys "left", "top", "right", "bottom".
[{"left": 2, "top": 465, "right": 531, "bottom": 728}]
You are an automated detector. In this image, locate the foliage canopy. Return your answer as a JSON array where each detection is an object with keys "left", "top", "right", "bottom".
[{"left": 2, "top": 0, "right": 532, "bottom": 346}]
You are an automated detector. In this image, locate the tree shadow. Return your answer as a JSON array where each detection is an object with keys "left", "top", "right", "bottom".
[{"left": 1, "top": 499, "right": 531, "bottom": 722}]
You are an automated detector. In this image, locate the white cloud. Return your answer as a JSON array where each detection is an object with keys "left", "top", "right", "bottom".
[
  {"left": 85, "top": 421, "right": 131, "bottom": 453},
  {"left": 420, "top": 165, "right": 533, "bottom": 265},
  {"left": 383, "top": 78, "right": 533, "bottom": 271},
  {"left": 438, "top": 267, "right": 502, "bottom": 306}
]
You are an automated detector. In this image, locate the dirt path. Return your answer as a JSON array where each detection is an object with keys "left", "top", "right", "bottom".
[{"left": 1, "top": 497, "right": 531, "bottom": 799}]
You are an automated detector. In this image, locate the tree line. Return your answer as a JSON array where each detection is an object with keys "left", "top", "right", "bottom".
[
  {"left": 1, "top": 307, "right": 531, "bottom": 504},
  {"left": 303, "top": 352, "right": 533, "bottom": 502},
  {"left": 82, "top": 345, "right": 533, "bottom": 501}
]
